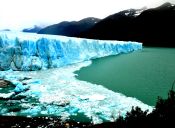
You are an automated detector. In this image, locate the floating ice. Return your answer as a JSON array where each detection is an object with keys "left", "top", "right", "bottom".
[
  {"left": 0, "top": 61, "right": 153, "bottom": 124},
  {"left": 0, "top": 92, "right": 14, "bottom": 99},
  {"left": 0, "top": 31, "right": 142, "bottom": 71}
]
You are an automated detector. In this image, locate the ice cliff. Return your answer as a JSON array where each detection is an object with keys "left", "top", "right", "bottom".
[{"left": 0, "top": 32, "right": 142, "bottom": 71}]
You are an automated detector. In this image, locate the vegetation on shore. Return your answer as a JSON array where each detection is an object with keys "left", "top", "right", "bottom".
[{"left": 93, "top": 88, "right": 175, "bottom": 128}]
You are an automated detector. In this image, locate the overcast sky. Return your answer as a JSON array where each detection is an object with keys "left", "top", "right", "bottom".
[{"left": 0, "top": 0, "right": 174, "bottom": 30}]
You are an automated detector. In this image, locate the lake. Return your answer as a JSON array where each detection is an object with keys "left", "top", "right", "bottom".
[{"left": 76, "top": 47, "right": 175, "bottom": 106}]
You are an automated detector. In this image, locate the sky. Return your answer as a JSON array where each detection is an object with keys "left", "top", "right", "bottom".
[{"left": 0, "top": 0, "right": 174, "bottom": 30}]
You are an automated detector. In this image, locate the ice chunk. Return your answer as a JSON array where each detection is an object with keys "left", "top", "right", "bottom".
[
  {"left": 80, "top": 94, "right": 106, "bottom": 101},
  {"left": 0, "top": 61, "right": 152, "bottom": 124},
  {"left": 11, "top": 81, "right": 26, "bottom": 93},
  {"left": 0, "top": 31, "right": 142, "bottom": 71},
  {"left": 0, "top": 92, "right": 14, "bottom": 99}
]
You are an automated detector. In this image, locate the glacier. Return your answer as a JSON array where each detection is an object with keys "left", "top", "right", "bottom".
[
  {"left": 0, "top": 31, "right": 149, "bottom": 124},
  {"left": 0, "top": 31, "right": 142, "bottom": 71}
]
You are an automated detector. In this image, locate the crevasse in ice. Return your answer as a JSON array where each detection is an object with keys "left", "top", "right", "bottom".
[{"left": 0, "top": 31, "right": 142, "bottom": 71}]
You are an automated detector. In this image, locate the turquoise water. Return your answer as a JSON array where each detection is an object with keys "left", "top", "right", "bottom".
[{"left": 76, "top": 47, "right": 175, "bottom": 106}]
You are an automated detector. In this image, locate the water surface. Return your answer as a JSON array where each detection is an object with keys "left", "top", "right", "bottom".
[{"left": 76, "top": 47, "right": 175, "bottom": 106}]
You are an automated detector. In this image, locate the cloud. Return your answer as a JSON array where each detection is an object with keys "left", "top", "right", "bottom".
[{"left": 0, "top": 0, "right": 174, "bottom": 30}]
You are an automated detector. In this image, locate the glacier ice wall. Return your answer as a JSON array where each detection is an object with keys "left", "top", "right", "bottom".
[{"left": 0, "top": 32, "right": 142, "bottom": 71}]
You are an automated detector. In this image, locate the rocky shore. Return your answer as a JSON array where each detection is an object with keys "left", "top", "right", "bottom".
[{"left": 0, "top": 116, "right": 91, "bottom": 128}]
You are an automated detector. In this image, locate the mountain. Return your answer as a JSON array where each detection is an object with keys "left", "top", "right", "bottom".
[
  {"left": 38, "top": 17, "right": 100, "bottom": 37},
  {"left": 79, "top": 8, "right": 146, "bottom": 40},
  {"left": 23, "top": 25, "right": 43, "bottom": 33},
  {"left": 79, "top": 2, "right": 175, "bottom": 47}
]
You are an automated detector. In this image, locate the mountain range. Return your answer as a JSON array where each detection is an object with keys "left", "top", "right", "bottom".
[
  {"left": 22, "top": 25, "right": 43, "bottom": 33},
  {"left": 38, "top": 2, "right": 175, "bottom": 47},
  {"left": 38, "top": 17, "right": 100, "bottom": 37}
]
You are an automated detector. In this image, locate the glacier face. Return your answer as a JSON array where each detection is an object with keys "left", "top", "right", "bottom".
[{"left": 0, "top": 31, "right": 142, "bottom": 71}]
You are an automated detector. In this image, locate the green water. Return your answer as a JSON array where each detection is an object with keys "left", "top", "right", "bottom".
[{"left": 76, "top": 47, "right": 175, "bottom": 106}]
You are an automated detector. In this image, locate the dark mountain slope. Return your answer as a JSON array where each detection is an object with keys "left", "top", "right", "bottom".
[
  {"left": 23, "top": 25, "right": 43, "bottom": 33},
  {"left": 38, "top": 17, "right": 100, "bottom": 37},
  {"left": 80, "top": 2, "right": 175, "bottom": 47},
  {"left": 80, "top": 8, "right": 144, "bottom": 40}
]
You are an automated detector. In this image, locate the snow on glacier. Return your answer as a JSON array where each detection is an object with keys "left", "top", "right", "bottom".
[
  {"left": 0, "top": 31, "right": 142, "bottom": 71},
  {"left": 0, "top": 31, "right": 149, "bottom": 124},
  {"left": 0, "top": 61, "right": 152, "bottom": 124}
]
